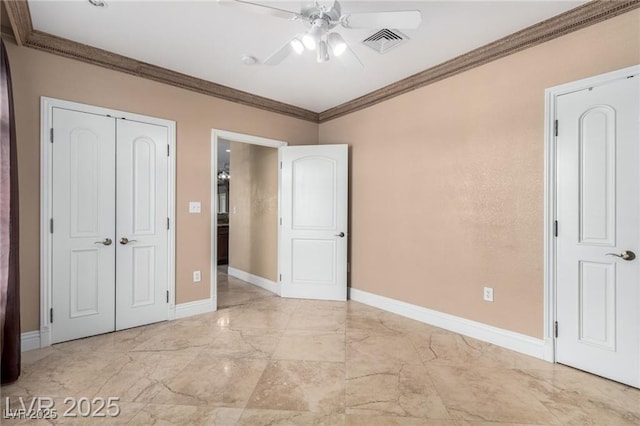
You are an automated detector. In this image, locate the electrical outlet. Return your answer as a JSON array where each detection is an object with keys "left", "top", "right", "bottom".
[
  {"left": 189, "top": 202, "right": 201, "bottom": 213},
  {"left": 193, "top": 270, "right": 201, "bottom": 283},
  {"left": 483, "top": 287, "right": 494, "bottom": 302}
]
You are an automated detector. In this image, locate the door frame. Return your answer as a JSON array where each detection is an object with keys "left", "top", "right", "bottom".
[
  {"left": 543, "top": 65, "right": 640, "bottom": 363},
  {"left": 40, "top": 97, "right": 177, "bottom": 348},
  {"left": 210, "top": 129, "right": 287, "bottom": 310}
]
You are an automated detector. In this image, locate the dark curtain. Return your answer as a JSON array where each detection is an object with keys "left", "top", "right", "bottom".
[{"left": 0, "top": 39, "right": 20, "bottom": 385}]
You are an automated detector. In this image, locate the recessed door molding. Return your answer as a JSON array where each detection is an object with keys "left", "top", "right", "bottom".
[
  {"left": 543, "top": 64, "right": 640, "bottom": 364},
  {"left": 40, "top": 97, "right": 176, "bottom": 348}
]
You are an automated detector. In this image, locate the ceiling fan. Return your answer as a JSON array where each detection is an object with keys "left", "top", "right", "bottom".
[{"left": 218, "top": 0, "right": 422, "bottom": 68}]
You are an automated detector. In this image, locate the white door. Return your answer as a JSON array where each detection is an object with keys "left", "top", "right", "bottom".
[
  {"left": 51, "top": 108, "right": 116, "bottom": 343},
  {"left": 51, "top": 107, "right": 171, "bottom": 343},
  {"left": 556, "top": 75, "right": 639, "bottom": 387},
  {"left": 279, "top": 144, "right": 348, "bottom": 301},
  {"left": 115, "top": 119, "right": 169, "bottom": 330}
]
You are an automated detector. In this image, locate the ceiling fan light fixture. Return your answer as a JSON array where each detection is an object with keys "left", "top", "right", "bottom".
[
  {"left": 290, "top": 38, "right": 304, "bottom": 55},
  {"left": 223, "top": 0, "right": 422, "bottom": 68},
  {"left": 317, "top": 40, "right": 329, "bottom": 63},
  {"left": 302, "top": 34, "right": 316, "bottom": 50},
  {"left": 328, "top": 32, "right": 347, "bottom": 57},
  {"left": 303, "top": 18, "right": 327, "bottom": 51}
]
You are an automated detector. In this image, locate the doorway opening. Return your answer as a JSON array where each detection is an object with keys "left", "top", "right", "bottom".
[{"left": 210, "top": 130, "right": 287, "bottom": 310}]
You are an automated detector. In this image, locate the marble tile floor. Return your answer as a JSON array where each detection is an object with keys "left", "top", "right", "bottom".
[{"left": 2, "top": 271, "right": 639, "bottom": 425}]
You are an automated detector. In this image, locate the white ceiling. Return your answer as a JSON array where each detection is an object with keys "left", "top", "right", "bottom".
[{"left": 29, "top": 0, "right": 585, "bottom": 112}]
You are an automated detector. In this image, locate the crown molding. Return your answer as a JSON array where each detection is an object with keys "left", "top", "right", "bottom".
[
  {"left": 3, "top": 0, "right": 638, "bottom": 124},
  {"left": 318, "top": 0, "right": 640, "bottom": 123},
  {"left": 3, "top": 0, "right": 31, "bottom": 46}
]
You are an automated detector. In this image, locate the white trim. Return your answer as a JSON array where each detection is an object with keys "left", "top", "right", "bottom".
[
  {"left": 40, "top": 97, "right": 177, "bottom": 346},
  {"left": 210, "top": 129, "right": 287, "bottom": 312},
  {"left": 227, "top": 267, "right": 280, "bottom": 296},
  {"left": 21, "top": 331, "right": 42, "bottom": 352},
  {"left": 174, "top": 299, "right": 215, "bottom": 319},
  {"left": 350, "top": 288, "right": 553, "bottom": 361},
  {"left": 543, "top": 65, "right": 640, "bottom": 363}
]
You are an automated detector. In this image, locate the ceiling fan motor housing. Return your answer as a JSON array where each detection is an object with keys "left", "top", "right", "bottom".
[{"left": 302, "top": 1, "right": 342, "bottom": 29}]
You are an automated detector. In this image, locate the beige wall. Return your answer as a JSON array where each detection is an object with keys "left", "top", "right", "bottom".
[
  {"left": 320, "top": 10, "right": 640, "bottom": 339},
  {"left": 3, "top": 41, "right": 318, "bottom": 332},
  {"left": 228, "top": 142, "right": 278, "bottom": 281}
]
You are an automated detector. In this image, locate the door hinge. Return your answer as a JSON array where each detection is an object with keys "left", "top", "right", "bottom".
[
  {"left": 167, "top": 217, "right": 170, "bottom": 230},
  {"left": 167, "top": 144, "right": 170, "bottom": 157},
  {"left": 280, "top": 162, "right": 282, "bottom": 169},
  {"left": 554, "top": 120, "right": 558, "bottom": 137},
  {"left": 50, "top": 308, "right": 53, "bottom": 323},
  {"left": 279, "top": 217, "right": 282, "bottom": 225},
  {"left": 279, "top": 274, "right": 282, "bottom": 282},
  {"left": 166, "top": 291, "right": 169, "bottom": 303},
  {"left": 554, "top": 321, "right": 558, "bottom": 338},
  {"left": 50, "top": 218, "right": 54, "bottom": 234},
  {"left": 50, "top": 128, "right": 54, "bottom": 143},
  {"left": 554, "top": 220, "right": 558, "bottom": 237}
]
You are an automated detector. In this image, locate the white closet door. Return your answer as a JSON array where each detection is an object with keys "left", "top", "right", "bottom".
[
  {"left": 51, "top": 108, "right": 116, "bottom": 343},
  {"left": 115, "top": 119, "right": 169, "bottom": 330}
]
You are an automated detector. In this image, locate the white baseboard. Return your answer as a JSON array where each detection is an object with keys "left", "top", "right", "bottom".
[
  {"left": 228, "top": 267, "right": 280, "bottom": 296},
  {"left": 21, "top": 302, "right": 213, "bottom": 351},
  {"left": 21, "top": 331, "right": 41, "bottom": 352},
  {"left": 175, "top": 298, "right": 215, "bottom": 319},
  {"left": 349, "top": 288, "right": 553, "bottom": 361}
]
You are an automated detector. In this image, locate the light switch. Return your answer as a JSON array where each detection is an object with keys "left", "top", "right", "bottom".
[{"left": 189, "top": 202, "right": 201, "bottom": 213}]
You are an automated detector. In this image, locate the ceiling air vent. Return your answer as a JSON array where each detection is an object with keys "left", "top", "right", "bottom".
[{"left": 362, "top": 29, "right": 407, "bottom": 54}]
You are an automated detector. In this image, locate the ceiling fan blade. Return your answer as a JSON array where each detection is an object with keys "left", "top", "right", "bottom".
[
  {"left": 217, "top": 0, "right": 303, "bottom": 21},
  {"left": 338, "top": 45, "right": 363, "bottom": 71},
  {"left": 326, "top": 32, "right": 362, "bottom": 70},
  {"left": 263, "top": 38, "right": 298, "bottom": 65},
  {"left": 341, "top": 10, "right": 422, "bottom": 29}
]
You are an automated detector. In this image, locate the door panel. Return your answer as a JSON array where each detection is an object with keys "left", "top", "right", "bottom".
[
  {"left": 578, "top": 106, "right": 615, "bottom": 245},
  {"left": 556, "top": 75, "right": 639, "bottom": 387},
  {"left": 132, "top": 246, "right": 156, "bottom": 307},
  {"left": 280, "top": 145, "right": 348, "bottom": 301},
  {"left": 132, "top": 137, "right": 156, "bottom": 234},
  {"left": 578, "top": 261, "right": 615, "bottom": 351},
  {"left": 292, "top": 157, "right": 337, "bottom": 229},
  {"left": 115, "top": 119, "right": 169, "bottom": 330},
  {"left": 292, "top": 239, "right": 336, "bottom": 284},
  {"left": 51, "top": 108, "right": 116, "bottom": 343},
  {"left": 69, "top": 130, "right": 101, "bottom": 237},
  {"left": 69, "top": 249, "right": 101, "bottom": 317}
]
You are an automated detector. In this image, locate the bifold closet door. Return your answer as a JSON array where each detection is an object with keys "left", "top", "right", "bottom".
[
  {"left": 115, "top": 119, "right": 169, "bottom": 330},
  {"left": 51, "top": 108, "right": 116, "bottom": 343}
]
